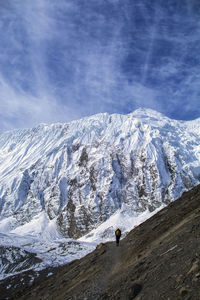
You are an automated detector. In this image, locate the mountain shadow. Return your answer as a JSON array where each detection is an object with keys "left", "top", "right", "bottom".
[{"left": 1, "top": 184, "right": 200, "bottom": 299}]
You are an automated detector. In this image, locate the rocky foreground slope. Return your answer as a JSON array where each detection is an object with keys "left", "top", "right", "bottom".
[{"left": 1, "top": 183, "right": 200, "bottom": 299}]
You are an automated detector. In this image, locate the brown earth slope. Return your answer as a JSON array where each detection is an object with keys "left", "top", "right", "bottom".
[{"left": 1, "top": 184, "right": 200, "bottom": 300}]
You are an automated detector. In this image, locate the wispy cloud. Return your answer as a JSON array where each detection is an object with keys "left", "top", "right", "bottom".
[
  {"left": 0, "top": 0, "right": 200, "bottom": 131},
  {"left": 0, "top": 75, "right": 78, "bottom": 131}
]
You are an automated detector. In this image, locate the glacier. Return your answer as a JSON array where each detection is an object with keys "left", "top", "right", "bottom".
[{"left": 0, "top": 108, "right": 200, "bottom": 278}]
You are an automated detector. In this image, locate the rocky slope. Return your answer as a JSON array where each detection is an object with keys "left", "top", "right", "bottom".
[
  {"left": 0, "top": 245, "right": 42, "bottom": 276},
  {"left": 1, "top": 183, "right": 200, "bottom": 299},
  {"left": 0, "top": 108, "right": 200, "bottom": 240}
]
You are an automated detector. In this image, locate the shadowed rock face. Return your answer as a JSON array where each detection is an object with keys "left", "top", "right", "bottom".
[
  {"left": 0, "top": 246, "right": 42, "bottom": 276},
  {"left": 2, "top": 184, "right": 200, "bottom": 299},
  {"left": 0, "top": 111, "right": 200, "bottom": 239}
]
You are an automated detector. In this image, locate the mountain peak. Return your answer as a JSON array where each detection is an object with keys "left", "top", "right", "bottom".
[{"left": 130, "top": 107, "right": 166, "bottom": 118}]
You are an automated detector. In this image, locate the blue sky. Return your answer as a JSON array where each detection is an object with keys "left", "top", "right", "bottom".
[{"left": 0, "top": 0, "right": 200, "bottom": 131}]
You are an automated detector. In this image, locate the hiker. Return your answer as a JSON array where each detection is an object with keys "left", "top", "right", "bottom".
[{"left": 115, "top": 228, "right": 121, "bottom": 246}]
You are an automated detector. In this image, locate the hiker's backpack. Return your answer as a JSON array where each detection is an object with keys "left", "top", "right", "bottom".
[{"left": 115, "top": 229, "right": 121, "bottom": 237}]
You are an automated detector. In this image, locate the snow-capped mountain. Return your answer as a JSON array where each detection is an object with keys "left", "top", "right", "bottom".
[
  {"left": 0, "top": 108, "right": 200, "bottom": 279},
  {"left": 0, "top": 108, "right": 200, "bottom": 240}
]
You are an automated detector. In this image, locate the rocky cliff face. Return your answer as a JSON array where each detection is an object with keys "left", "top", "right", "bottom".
[{"left": 0, "top": 108, "right": 200, "bottom": 238}]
